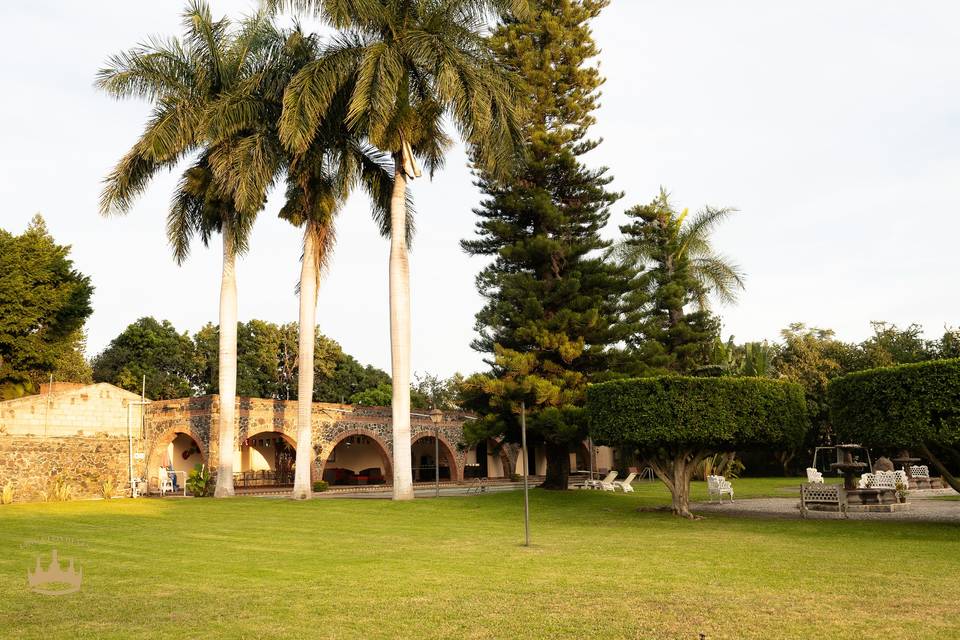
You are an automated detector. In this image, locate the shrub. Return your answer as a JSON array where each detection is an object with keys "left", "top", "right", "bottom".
[
  {"left": 828, "top": 358, "right": 960, "bottom": 492},
  {"left": 44, "top": 477, "right": 73, "bottom": 502},
  {"left": 100, "top": 476, "right": 115, "bottom": 500},
  {"left": 1, "top": 481, "right": 13, "bottom": 505},
  {"left": 587, "top": 376, "right": 807, "bottom": 517},
  {"left": 312, "top": 480, "right": 329, "bottom": 493},
  {"left": 510, "top": 473, "right": 522, "bottom": 482},
  {"left": 186, "top": 464, "right": 213, "bottom": 497}
]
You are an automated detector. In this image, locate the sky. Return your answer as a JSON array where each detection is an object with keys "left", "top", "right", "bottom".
[{"left": 1, "top": 1, "right": 959, "bottom": 378}]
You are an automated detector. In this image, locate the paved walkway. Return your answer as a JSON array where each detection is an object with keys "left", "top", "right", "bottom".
[{"left": 692, "top": 489, "right": 960, "bottom": 523}]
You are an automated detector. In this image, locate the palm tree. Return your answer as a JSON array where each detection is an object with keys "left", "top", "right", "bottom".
[
  {"left": 97, "top": 1, "right": 274, "bottom": 497},
  {"left": 613, "top": 187, "right": 746, "bottom": 311},
  {"left": 269, "top": 0, "right": 525, "bottom": 500},
  {"left": 207, "top": 25, "right": 398, "bottom": 499}
]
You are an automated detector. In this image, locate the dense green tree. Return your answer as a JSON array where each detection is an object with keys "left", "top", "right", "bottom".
[
  {"left": 619, "top": 191, "right": 721, "bottom": 376},
  {"left": 461, "top": 0, "right": 632, "bottom": 490},
  {"left": 92, "top": 317, "right": 197, "bottom": 399},
  {"left": 0, "top": 215, "right": 94, "bottom": 399},
  {"left": 273, "top": 0, "right": 525, "bottom": 500}
]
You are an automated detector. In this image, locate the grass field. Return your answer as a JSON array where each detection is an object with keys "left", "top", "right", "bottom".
[{"left": 1, "top": 478, "right": 957, "bottom": 640}]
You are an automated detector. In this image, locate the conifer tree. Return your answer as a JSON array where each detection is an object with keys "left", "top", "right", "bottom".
[
  {"left": 462, "top": 0, "right": 631, "bottom": 490},
  {"left": 619, "top": 191, "right": 721, "bottom": 375}
]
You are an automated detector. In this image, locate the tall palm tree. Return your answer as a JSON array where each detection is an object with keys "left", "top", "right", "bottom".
[
  {"left": 613, "top": 187, "right": 746, "bottom": 311},
  {"left": 207, "top": 25, "right": 398, "bottom": 499},
  {"left": 97, "top": 1, "right": 274, "bottom": 497},
  {"left": 269, "top": 0, "right": 525, "bottom": 500}
]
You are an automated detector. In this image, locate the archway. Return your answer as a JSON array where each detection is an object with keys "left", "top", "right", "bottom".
[
  {"left": 145, "top": 427, "right": 208, "bottom": 492},
  {"left": 573, "top": 442, "right": 591, "bottom": 472},
  {"left": 321, "top": 430, "right": 392, "bottom": 486},
  {"left": 238, "top": 431, "right": 296, "bottom": 487},
  {"left": 515, "top": 443, "right": 547, "bottom": 476},
  {"left": 464, "top": 439, "right": 512, "bottom": 479},
  {"left": 411, "top": 433, "right": 459, "bottom": 483}
]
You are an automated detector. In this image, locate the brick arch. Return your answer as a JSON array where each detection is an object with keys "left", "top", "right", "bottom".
[
  {"left": 318, "top": 427, "right": 393, "bottom": 484},
  {"left": 411, "top": 432, "right": 461, "bottom": 482},
  {"left": 145, "top": 426, "right": 208, "bottom": 481}
]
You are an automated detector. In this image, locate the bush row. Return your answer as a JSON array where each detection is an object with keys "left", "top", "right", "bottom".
[
  {"left": 586, "top": 376, "right": 807, "bottom": 449},
  {"left": 828, "top": 358, "right": 960, "bottom": 448}
]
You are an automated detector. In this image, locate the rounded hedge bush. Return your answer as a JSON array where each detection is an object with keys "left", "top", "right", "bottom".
[
  {"left": 587, "top": 376, "right": 808, "bottom": 450},
  {"left": 828, "top": 358, "right": 960, "bottom": 449}
]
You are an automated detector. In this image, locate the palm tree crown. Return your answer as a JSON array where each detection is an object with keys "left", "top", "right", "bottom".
[{"left": 614, "top": 187, "right": 746, "bottom": 310}]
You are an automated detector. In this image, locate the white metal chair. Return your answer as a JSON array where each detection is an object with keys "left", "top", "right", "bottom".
[
  {"left": 158, "top": 467, "right": 174, "bottom": 496},
  {"left": 870, "top": 470, "right": 897, "bottom": 490},
  {"left": 894, "top": 469, "right": 909, "bottom": 488},
  {"left": 585, "top": 470, "right": 618, "bottom": 491},
  {"left": 707, "top": 475, "right": 734, "bottom": 503},
  {"left": 806, "top": 468, "right": 824, "bottom": 483},
  {"left": 910, "top": 465, "right": 930, "bottom": 479},
  {"left": 613, "top": 472, "right": 637, "bottom": 493}
]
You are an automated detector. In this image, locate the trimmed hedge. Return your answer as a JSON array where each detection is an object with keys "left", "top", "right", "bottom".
[
  {"left": 828, "top": 358, "right": 960, "bottom": 449},
  {"left": 586, "top": 376, "right": 808, "bottom": 449}
]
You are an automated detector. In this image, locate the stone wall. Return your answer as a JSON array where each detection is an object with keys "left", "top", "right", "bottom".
[
  {"left": 0, "top": 382, "right": 144, "bottom": 438},
  {"left": 0, "top": 435, "right": 130, "bottom": 502}
]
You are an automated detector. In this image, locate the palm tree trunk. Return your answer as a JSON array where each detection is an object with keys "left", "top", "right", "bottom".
[
  {"left": 390, "top": 156, "right": 414, "bottom": 500},
  {"left": 214, "top": 229, "right": 238, "bottom": 498},
  {"left": 292, "top": 225, "right": 318, "bottom": 500}
]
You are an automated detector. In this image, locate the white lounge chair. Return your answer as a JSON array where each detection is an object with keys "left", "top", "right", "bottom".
[
  {"left": 707, "top": 475, "right": 734, "bottom": 503},
  {"left": 585, "top": 470, "right": 618, "bottom": 491},
  {"left": 158, "top": 467, "right": 174, "bottom": 496},
  {"left": 806, "top": 468, "right": 824, "bottom": 483},
  {"left": 613, "top": 472, "right": 637, "bottom": 493}
]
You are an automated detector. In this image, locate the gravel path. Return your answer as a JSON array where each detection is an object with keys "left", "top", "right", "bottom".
[{"left": 692, "top": 489, "right": 960, "bottom": 522}]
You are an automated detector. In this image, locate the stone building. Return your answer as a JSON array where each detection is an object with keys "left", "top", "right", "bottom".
[{"left": 0, "top": 383, "right": 615, "bottom": 501}]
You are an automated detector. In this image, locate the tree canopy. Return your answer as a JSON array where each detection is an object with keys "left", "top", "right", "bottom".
[
  {"left": 0, "top": 215, "right": 94, "bottom": 399},
  {"left": 587, "top": 376, "right": 807, "bottom": 517}
]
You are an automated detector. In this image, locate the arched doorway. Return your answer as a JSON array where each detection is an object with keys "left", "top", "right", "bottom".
[
  {"left": 238, "top": 432, "right": 296, "bottom": 488},
  {"left": 145, "top": 427, "right": 207, "bottom": 493},
  {"left": 411, "top": 433, "right": 459, "bottom": 483},
  {"left": 515, "top": 443, "right": 547, "bottom": 476},
  {"left": 322, "top": 431, "right": 391, "bottom": 486}
]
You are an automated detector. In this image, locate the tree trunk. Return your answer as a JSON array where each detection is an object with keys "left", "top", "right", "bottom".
[
  {"left": 919, "top": 442, "right": 960, "bottom": 494},
  {"left": 214, "top": 229, "right": 237, "bottom": 498},
  {"left": 292, "top": 225, "right": 318, "bottom": 500},
  {"left": 541, "top": 442, "right": 570, "bottom": 490},
  {"left": 389, "top": 157, "right": 414, "bottom": 501},
  {"left": 646, "top": 449, "right": 710, "bottom": 519}
]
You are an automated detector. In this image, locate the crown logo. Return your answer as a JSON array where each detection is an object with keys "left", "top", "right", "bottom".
[{"left": 27, "top": 549, "right": 83, "bottom": 595}]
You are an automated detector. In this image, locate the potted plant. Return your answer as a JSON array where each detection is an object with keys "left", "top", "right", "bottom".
[{"left": 895, "top": 480, "right": 909, "bottom": 503}]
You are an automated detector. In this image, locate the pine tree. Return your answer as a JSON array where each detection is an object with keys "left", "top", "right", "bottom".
[
  {"left": 461, "top": 0, "right": 631, "bottom": 490},
  {"left": 619, "top": 191, "right": 720, "bottom": 375}
]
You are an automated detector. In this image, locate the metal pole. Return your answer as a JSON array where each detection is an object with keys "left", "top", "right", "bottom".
[
  {"left": 588, "top": 436, "right": 594, "bottom": 482},
  {"left": 521, "top": 401, "right": 530, "bottom": 547},
  {"left": 435, "top": 429, "right": 440, "bottom": 498},
  {"left": 127, "top": 403, "right": 134, "bottom": 497}
]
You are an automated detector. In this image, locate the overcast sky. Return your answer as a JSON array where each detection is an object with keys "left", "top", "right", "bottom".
[{"left": 2, "top": 1, "right": 958, "bottom": 378}]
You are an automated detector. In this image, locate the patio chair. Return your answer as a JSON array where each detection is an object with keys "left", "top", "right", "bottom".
[
  {"left": 707, "top": 475, "right": 734, "bottom": 503},
  {"left": 585, "top": 470, "right": 618, "bottom": 491},
  {"left": 613, "top": 472, "right": 638, "bottom": 492},
  {"left": 910, "top": 465, "right": 930, "bottom": 479},
  {"left": 806, "top": 468, "right": 824, "bottom": 483},
  {"left": 158, "top": 467, "right": 174, "bottom": 496}
]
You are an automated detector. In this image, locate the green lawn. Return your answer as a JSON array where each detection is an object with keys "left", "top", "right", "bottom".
[{"left": 1, "top": 478, "right": 957, "bottom": 640}]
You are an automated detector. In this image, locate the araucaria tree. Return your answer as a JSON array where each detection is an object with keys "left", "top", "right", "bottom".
[
  {"left": 461, "top": 0, "right": 632, "bottom": 490},
  {"left": 273, "top": 0, "right": 524, "bottom": 500},
  {"left": 618, "top": 190, "right": 735, "bottom": 375},
  {"left": 98, "top": 1, "right": 274, "bottom": 497}
]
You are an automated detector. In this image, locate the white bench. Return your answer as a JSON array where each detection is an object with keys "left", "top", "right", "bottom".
[
  {"left": 870, "top": 470, "right": 897, "bottom": 491},
  {"left": 707, "top": 475, "right": 734, "bottom": 503},
  {"left": 800, "top": 482, "right": 848, "bottom": 518},
  {"left": 910, "top": 465, "right": 930, "bottom": 479}
]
